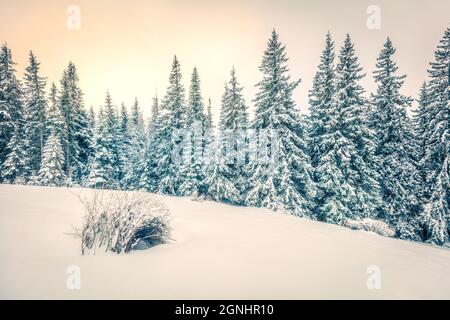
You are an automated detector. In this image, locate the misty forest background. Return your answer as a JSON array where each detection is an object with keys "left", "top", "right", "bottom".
[{"left": 0, "top": 27, "right": 448, "bottom": 246}]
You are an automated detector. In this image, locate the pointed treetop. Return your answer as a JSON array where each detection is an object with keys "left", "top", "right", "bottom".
[{"left": 206, "top": 98, "right": 213, "bottom": 129}]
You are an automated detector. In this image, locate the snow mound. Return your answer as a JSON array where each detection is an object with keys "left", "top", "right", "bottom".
[{"left": 344, "top": 218, "right": 395, "bottom": 238}]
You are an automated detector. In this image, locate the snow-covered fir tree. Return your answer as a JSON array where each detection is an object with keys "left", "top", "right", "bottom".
[
  {"left": 313, "top": 34, "right": 380, "bottom": 224},
  {"left": 153, "top": 56, "right": 186, "bottom": 195},
  {"left": 337, "top": 36, "right": 381, "bottom": 222},
  {"left": 413, "top": 82, "right": 432, "bottom": 165},
  {"left": 0, "top": 44, "right": 24, "bottom": 180},
  {"left": 308, "top": 32, "right": 336, "bottom": 169},
  {"left": 203, "top": 134, "right": 240, "bottom": 203},
  {"left": 416, "top": 27, "right": 450, "bottom": 245},
  {"left": 23, "top": 50, "right": 47, "bottom": 175},
  {"left": 420, "top": 157, "right": 449, "bottom": 245},
  {"left": 38, "top": 128, "right": 65, "bottom": 186},
  {"left": 148, "top": 93, "right": 159, "bottom": 138},
  {"left": 179, "top": 67, "right": 206, "bottom": 197},
  {"left": 206, "top": 98, "right": 213, "bottom": 129},
  {"left": 371, "top": 38, "right": 422, "bottom": 240},
  {"left": 87, "top": 106, "right": 96, "bottom": 131},
  {"left": 117, "top": 102, "right": 130, "bottom": 186},
  {"left": 58, "top": 62, "right": 91, "bottom": 183},
  {"left": 86, "top": 92, "right": 120, "bottom": 189},
  {"left": 203, "top": 97, "right": 214, "bottom": 156},
  {"left": 307, "top": 32, "right": 337, "bottom": 219},
  {"left": 1, "top": 124, "right": 29, "bottom": 183},
  {"left": 46, "top": 83, "right": 66, "bottom": 140},
  {"left": 218, "top": 67, "right": 249, "bottom": 201},
  {"left": 123, "top": 98, "right": 146, "bottom": 189},
  {"left": 140, "top": 94, "right": 160, "bottom": 192},
  {"left": 245, "top": 30, "right": 314, "bottom": 216}
]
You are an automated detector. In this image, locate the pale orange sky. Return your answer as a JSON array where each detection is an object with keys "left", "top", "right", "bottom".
[{"left": 1, "top": 0, "right": 449, "bottom": 121}]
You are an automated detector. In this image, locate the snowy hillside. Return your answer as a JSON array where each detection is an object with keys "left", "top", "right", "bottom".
[{"left": 0, "top": 184, "right": 449, "bottom": 299}]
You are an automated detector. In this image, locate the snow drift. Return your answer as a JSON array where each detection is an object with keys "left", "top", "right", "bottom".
[{"left": 0, "top": 184, "right": 449, "bottom": 299}]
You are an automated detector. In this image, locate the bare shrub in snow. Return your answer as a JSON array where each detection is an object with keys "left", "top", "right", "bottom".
[
  {"left": 344, "top": 218, "right": 395, "bottom": 238},
  {"left": 77, "top": 190, "right": 170, "bottom": 254}
]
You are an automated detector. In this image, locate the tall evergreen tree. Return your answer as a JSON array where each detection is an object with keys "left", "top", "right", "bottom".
[
  {"left": 245, "top": 30, "right": 314, "bottom": 216},
  {"left": 148, "top": 93, "right": 159, "bottom": 138},
  {"left": 203, "top": 134, "right": 240, "bottom": 203},
  {"left": 58, "top": 62, "right": 91, "bottom": 183},
  {"left": 140, "top": 95, "right": 160, "bottom": 191},
  {"left": 307, "top": 33, "right": 337, "bottom": 219},
  {"left": 371, "top": 38, "right": 421, "bottom": 239},
  {"left": 179, "top": 67, "right": 206, "bottom": 197},
  {"left": 123, "top": 98, "right": 146, "bottom": 189},
  {"left": 218, "top": 67, "right": 249, "bottom": 200},
  {"left": 413, "top": 82, "right": 432, "bottom": 158},
  {"left": 308, "top": 32, "right": 336, "bottom": 169},
  {"left": 38, "top": 128, "right": 65, "bottom": 186},
  {"left": 337, "top": 35, "right": 381, "bottom": 221},
  {"left": 206, "top": 98, "right": 213, "bottom": 129},
  {"left": 46, "top": 83, "right": 66, "bottom": 140},
  {"left": 23, "top": 50, "right": 47, "bottom": 174},
  {"left": 87, "top": 92, "right": 120, "bottom": 189},
  {"left": 1, "top": 124, "right": 29, "bottom": 183},
  {"left": 118, "top": 102, "right": 130, "bottom": 185},
  {"left": 314, "top": 34, "right": 380, "bottom": 224},
  {"left": 421, "top": 157, "right": 449, "bottom": 245},
  {"left": 0, "top": 44, "right": 24, "bottom": 180},
  {"left": 87, "top": 106, "right": 96, "bottom": 130},
  {"left": 153, "top": 56, "right": 186, "bottom": 195},
  {"left": 416, "top": 27, "right": 450, "bottom": 245}
]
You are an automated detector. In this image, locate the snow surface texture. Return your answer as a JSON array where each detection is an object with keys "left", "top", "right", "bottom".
[{"left": 0, "top": 184, "right": 449, "bottom": 299}]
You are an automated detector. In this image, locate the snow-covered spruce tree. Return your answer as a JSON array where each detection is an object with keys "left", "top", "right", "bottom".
[
  {"left": 1, "top": 124, "right": 29, "bottom": 183},
  {"left": 203, "top": 98, "right": 214, "bottom": 155},
  {"left": 46, "top": 83, "right": 66, "bottom": 141},
  {"left": 140, "top": 94, "right": 160, "bottom": 192},
  {"left": 338, "top": 36, "right": 381, "bottom": 222},
  {"left": 86, "top": 92, "right": 120, "bottom": 189},
  {"left": 0, "top": 44, "right": 24, "bottom": 181},
  {"left": 413, "top": 82, "right": 432, "bottom": 167},
  {"left": 219, "top": 67, "right": 249, "bottom": 201},
  {"left": 313, "top": 34, "right": 380, "bottom": 224},
  {"left": 203, "top": 113, "right": 239, "bottom": 204},
  {"left": 416, "top": 27, "right": 450, "bottom": 245},
  {"left": 420, "top": 156, "right": 449, "bottom": 245},
  {"left": 58, "top": 62, "right": 92, "bottom": 184},
  {"left": 87, "top": 106, "right": 96, "bottom": 130},
  {"left": 245, "top": 30, "right": 314, "bottom": 216},
  {"left": 371, "top": 38, "right": 422, "bottom": 240},
  {"left": 147, "top": 94, "right": 159, "bottom": 141},
  {"left": 38, "top": 128, "right": 66, "bottom": 186},
  {"left": 203, "top": 133, "right": 241, "bottom": 203},
  {"left": 206, "top": 98, "right": 213, "bottom": 129},
  {"left": 204, "top": 99, "right": 215, "bottom": 162},
  {"left": 117, "top": 102, "right": 130, "bottom": 186},
  {"left": 153, "top": 56, "right": 186, "bottom": 195},
  {"left": 308, "top": 32, "right": 336, "bottom": 170},
  {"left": 179, "top": 67, "right": 206, "bottom": 197},
  {"left": 411, "top": 83, "right": 433, "bottom": 212},
  {"left": 23, "top": 51, "right": 47, "bottom": 175},
  {"left": 123, "top": 98, "right": 146, "bottom": 190},
  {"left": 307, "top": 32, "right": 337, "bottom": 219}
]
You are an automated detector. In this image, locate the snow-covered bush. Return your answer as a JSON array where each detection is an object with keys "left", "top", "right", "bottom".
[
  {"left": 344, "top": 218, "right": 395, "bottom": 238},
  {"left": 77, "top": 190, "right": 170, "bottom": 254}
]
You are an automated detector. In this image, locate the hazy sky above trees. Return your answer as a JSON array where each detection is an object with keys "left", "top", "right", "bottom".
[{"left": 1, "top": 0, "right": 449, "bottom": 120}]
